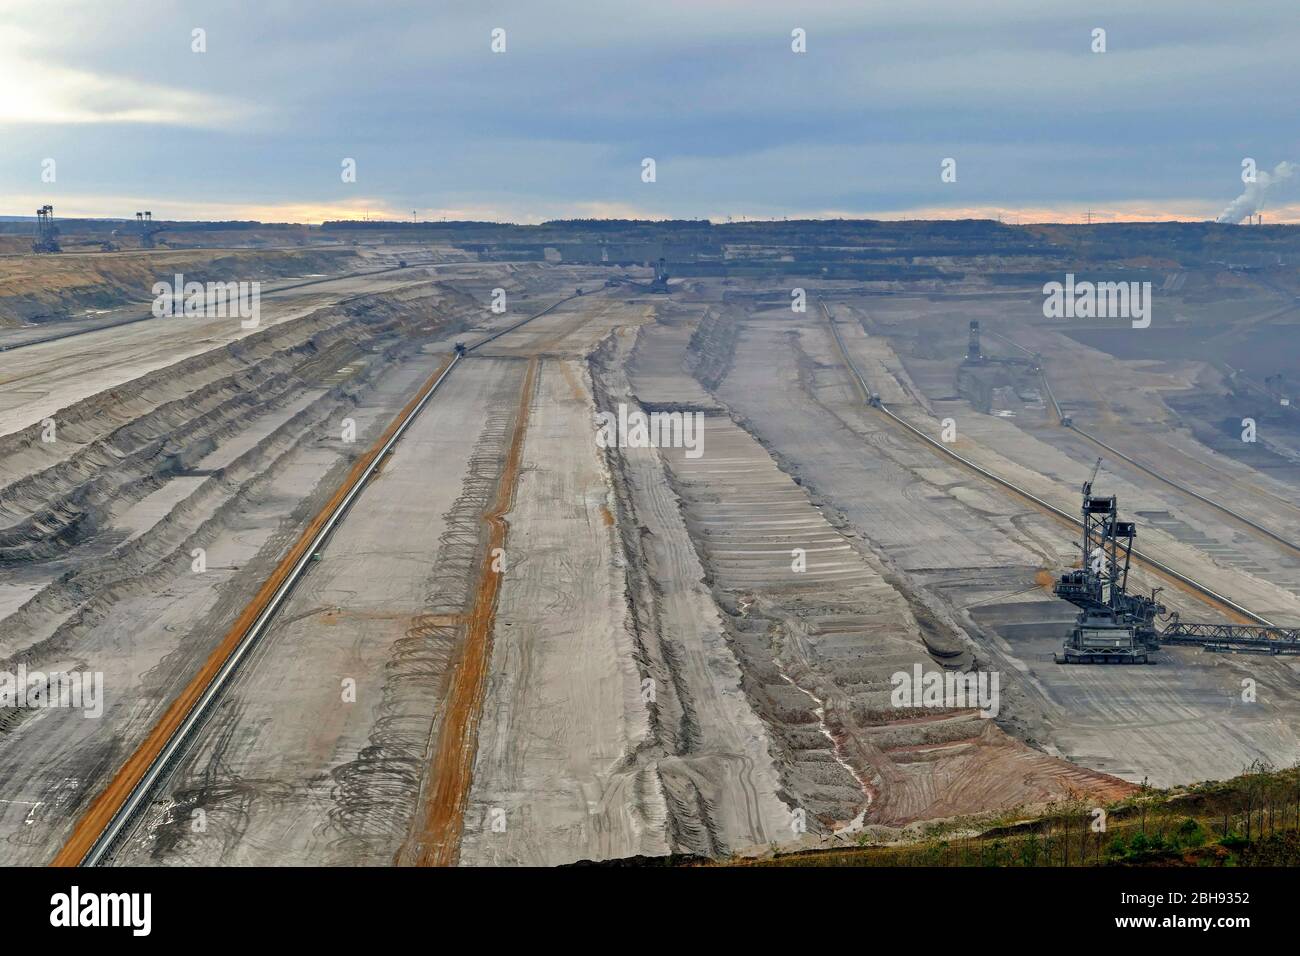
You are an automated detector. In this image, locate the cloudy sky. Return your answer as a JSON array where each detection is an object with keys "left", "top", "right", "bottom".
[{"left": 3, "top": 0, "right": 1298, "bottom": 224}]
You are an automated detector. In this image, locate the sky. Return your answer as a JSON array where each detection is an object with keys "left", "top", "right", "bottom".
[{"left": 3, "top": 0, "right": 1299, "bottom": 224}]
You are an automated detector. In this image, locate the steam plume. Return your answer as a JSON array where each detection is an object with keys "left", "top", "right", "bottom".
[{"left": 1217, "top": 160, "right": 1295, "bottom": 223}]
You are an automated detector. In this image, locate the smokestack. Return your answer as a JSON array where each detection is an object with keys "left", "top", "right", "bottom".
[{"left": 1217, "top": 161, "right": 1295, "bottom": 224}]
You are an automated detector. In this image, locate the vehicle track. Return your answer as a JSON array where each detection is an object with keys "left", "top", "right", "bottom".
[
  {"left": 818, "top": 299, "right": 1279, "bottom": 629},
  {"left": 51, "top": 290, "right": 584, "bottom": 866},
  {"left": 1031, "top": 350, "right": 1300, "bottom": 559},
  {"left": 399, "top": 357, "right": 538, "bottom": 866}
]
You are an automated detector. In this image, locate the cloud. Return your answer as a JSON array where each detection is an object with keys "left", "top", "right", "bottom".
[
  {"left": 0, "top": 25, "right": 250, "bottom": 128},
  {"left": 2, "top": 2, "right": 1299, "bottom": 220}
]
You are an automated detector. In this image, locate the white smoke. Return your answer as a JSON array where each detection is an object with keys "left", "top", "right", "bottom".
[{"left": 1217, "top": 160, "right": 1296, "bottom": 223}]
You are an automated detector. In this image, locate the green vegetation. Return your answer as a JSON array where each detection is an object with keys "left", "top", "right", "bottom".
[{"left": 745, "top": 761, "right": 1300, "bottom": 867}]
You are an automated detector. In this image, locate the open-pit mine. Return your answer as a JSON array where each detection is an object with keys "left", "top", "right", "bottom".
[{"left": 1, "top": 219, "right": 1297, "bottom": 867}]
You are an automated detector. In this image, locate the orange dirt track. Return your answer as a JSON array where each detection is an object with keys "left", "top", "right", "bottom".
[
  {"left": 399, "top": 356, "right": 538, "bottom": 866},
  {"left": 50, "top": 353, "right": 457, "bottom": 867}
]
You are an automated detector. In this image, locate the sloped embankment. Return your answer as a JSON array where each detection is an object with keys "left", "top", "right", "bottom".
[
  {"left": 627, "top": 310, "right": 1137, "bottom": 838},
  {"left": 0, "top": 247, "right": 358, "bottom": 326},
  {"left": 0, "top": 286, "right": 475, "bottom": 665}
]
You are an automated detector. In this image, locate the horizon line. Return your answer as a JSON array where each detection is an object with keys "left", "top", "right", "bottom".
[{"left": 1, "top": 212, "right": 1282, "bottom": 228}]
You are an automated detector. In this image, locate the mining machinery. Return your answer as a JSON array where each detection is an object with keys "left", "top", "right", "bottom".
[
  {"left": 963, "top": 320, "right": 984, "bottom": 365},
  {"left": 1054, "top": 460, "right": 1161, "bottom": 663},
  {"left": 605, "top": 259, "right": 674, "bottom": 295},
  {"left": 135, "top": 211, "right": 166, "bottom": 248},
  {"left": 32, "top": 205, "right": 61, "bottom": 253},
  {"left": 1054, "top": 460, "right": 1300, "bottom": 662},
  {"left": 648, "top": 257, "right": 672, "bottom": 293}
]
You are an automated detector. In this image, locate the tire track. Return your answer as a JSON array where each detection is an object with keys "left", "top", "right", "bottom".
[{"left": 398, "top": 357, "right": 538, "bottom": 867}]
